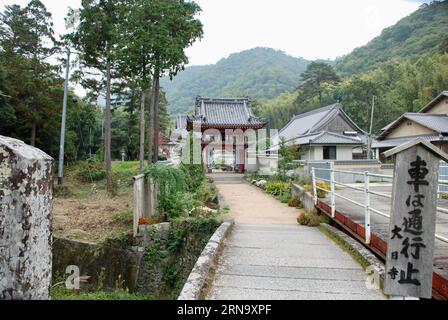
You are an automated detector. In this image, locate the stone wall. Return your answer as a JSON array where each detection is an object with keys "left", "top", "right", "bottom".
[
  {"left": 52, "top": 237, "right": 144, "bottom": 292},
  {"left": 292, "top": 183, "right": 316, "bottom": 213},
  {"left": 0, "top": 136, "right": 54, "bottom": 300},
  {"left": 52, "top": 219, "right": 219, "bottom": 299}
]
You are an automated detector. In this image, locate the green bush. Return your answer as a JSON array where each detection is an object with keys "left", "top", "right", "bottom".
[
  {"left": 180, "top": 163, "right": 205, "bottom": 191},
  {"left": 164, "top": 192, "right": 195, "bottom": 219},
  {"left": 288, "top": 196, "right": 302, "bottom": 208},
  {"left": 74, "top": 161, "right": 106, "bottom": 182},
  {"left": 112, "top": 162, "right": 141, "bottom": 188},
  {"left": 297, "top": 212, "right": 310, "bottom": 226},
  {"left": 144, "top": 164, "right": 189, "bottom": 218},
  {"left": 297, "top": 212, "right": 320, "bottom": 227},
  {"left": 265, "top": 181, "right": 291, "bottom": 196},
  {"left": 279, "top": 190, "right": 292, "bottom": 203}
]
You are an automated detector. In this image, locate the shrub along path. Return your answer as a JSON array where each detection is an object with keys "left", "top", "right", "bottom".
[{"left": 207, "top": 173, "right": 385, "bottom": 300}]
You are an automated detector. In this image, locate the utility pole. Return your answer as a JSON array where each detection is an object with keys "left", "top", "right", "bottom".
[
  {"left": 58, "top": 49, "right": 71, "bottom": 185},
  {"left": 367, "top": 95, "right": 375, "bottom": 160}
]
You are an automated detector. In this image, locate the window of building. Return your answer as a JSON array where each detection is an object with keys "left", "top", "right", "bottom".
[{"left": 323, "top": 146, "right": 336, "bottom": 160}]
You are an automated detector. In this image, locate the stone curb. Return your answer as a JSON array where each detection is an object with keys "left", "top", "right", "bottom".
[
  {"left": 177, "top": 219, "right": 235, "bottom": 300},
  {"left": 319, "top": 223, "right": 386, "bottom": 284}
]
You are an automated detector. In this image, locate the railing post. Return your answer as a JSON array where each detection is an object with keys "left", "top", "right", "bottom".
[
  {"left": 364, "top": 171, "right": 371, "bottom": 244},
  {"left": 312, "top": 167, "right": 317, "bottom": 205},
  {"left": 330, "top": 163, "right": 335, "bottom": 218}
]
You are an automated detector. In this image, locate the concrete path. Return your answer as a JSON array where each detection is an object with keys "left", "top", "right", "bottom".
[{"left": 207, "top": 173, "right": 385, "bottom": 300}]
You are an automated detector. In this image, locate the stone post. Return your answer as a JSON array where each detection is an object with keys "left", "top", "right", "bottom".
[
  {"left": 0, "top": 136, "right": 54, "bottom": 300},
  {"left": 383, "top": 138, "right": 448, "bottom": 299}
]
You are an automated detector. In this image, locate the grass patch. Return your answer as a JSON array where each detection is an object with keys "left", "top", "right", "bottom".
[
  {"left": 112, "top": 209, "right": 133, "bottom": 223},
  {"left": 221, "top": 206, "right": 230, "bottom": 214},
  {"left": 51, "top": 286, "right": 155, "bottom": 300},
  {"left": 318, "top": 225, "right": 370, "bottom": 270}
]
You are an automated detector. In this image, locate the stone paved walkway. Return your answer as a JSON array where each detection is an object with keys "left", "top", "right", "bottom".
[{"left": 207, "top": 173, "right": 385, "bottom": 300}]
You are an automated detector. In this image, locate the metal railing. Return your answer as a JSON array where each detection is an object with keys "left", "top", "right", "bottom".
[{"left": 311, "top": 166, "right": 448, "bottom": 245}]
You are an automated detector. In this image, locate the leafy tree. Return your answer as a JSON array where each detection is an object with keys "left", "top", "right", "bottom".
[
  {"left": 135, "top": 0, "right": 203, "bottom": 163},
  {"left": 68, "top": 0, "right": 124, "bottom": 193},
  {"left": 278, "top": 137, "right": 297, "bottom": 179},
  {"left": 0, "top": 65, "right": 16, "bottom": 130},
  {"left": 335, "top": 1, "right": 448, "bottom": 75},
  {"left": 256, "top": 52, "right": 448, "bottom": 135},
  {"left": 0, "top": 0, "right": 58, "bottom": 146},
  {"left": 295, "top": 62, "right": 340, "bottom": 107},
  {"left": 116, "top": 0, "right": 154, "bottom": 168},
  {"left": 440, "top": 35, "right": 448, "bottom": 54}
]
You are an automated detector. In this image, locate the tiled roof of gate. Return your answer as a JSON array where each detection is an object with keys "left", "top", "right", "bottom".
[{"left": 187, "top": 97, "right": 267, "bottom": 128}]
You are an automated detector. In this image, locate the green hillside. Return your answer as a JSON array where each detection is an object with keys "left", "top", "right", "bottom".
[
  {"left": 335, "top": 1, "right": 448, "bottom": 75},
  {"left": 160, "top": 47, "right": 317, "bottom": 114}
]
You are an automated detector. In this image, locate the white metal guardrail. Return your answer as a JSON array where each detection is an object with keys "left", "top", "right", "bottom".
[{"left": 311, "top": 166, "right": 448, "bottom": 245}]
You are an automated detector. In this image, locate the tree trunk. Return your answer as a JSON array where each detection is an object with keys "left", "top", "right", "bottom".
[
  {"left": 139, "top": 88, "right": 146, "bottom": 169},
  {"left": 153, "top": 74, "right": 160, "bottom": 164},
  {"left": 30, "top": 119, "right": 36, "bottom": 147},
  {"left": 148, "top": 74, "right": 160, "bottom": 164},
  {"left": 105, "top": 59, "right": 113, "bottom": 194},
  {"left": 147, "top": 85, "right": 154, "bottom": 164}
]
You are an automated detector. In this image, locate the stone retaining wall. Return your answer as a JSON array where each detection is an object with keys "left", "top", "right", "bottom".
[
  {"left": 52, "top": 220, "right": 220, "bottom": 299},
  {"left": 292, "top": 183, "right": 316, "bottom": 213}
]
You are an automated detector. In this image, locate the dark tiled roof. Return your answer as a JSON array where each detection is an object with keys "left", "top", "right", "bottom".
[
  {"left": 405, "top": 113, "right": 448, "bottom": 132},
  {"left": 377, "top": 113, "right": 448, "bottom": 140},
  {"left": 187, "top": 97, "right": 267, "bottom": 128},
  {"left": 372, "top": 135, "right": 442, "bottom": 148},
  {"left": 279, "top": 103, "right": 365, "bottom": 142},
  {"left": 294, "top": 131, "right": 363, "bottom": 145}
]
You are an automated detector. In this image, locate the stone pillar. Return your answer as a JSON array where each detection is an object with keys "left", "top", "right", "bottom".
[{"left": 0, "top": 136, "right": 54, "bottom": 300}]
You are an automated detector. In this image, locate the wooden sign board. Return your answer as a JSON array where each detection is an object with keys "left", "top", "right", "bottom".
[{"left": 383, "top": 139, "right": 448, "bottom": 299}]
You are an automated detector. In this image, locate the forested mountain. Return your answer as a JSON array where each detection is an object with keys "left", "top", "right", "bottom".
[
  {"left": 160, "top": 47, "right": 318, "bottom": 114},
  {"left": 335, "top": 0, "right": 448, "bottom": 75},
  {"left": 254, "top": 1, "right": 448, "bottom": 133}
]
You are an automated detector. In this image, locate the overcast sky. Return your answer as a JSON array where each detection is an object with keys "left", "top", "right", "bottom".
[{"left": 1, "top": 0, "right": 428, "bottom": 65}]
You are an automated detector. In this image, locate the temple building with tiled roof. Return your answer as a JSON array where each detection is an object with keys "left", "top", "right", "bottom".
[
  {"left": 186, "top": 97, "right": 268, "bottom": 173},
  {"left": 277, "top": 103, "right": 367, "bottom": 161}
]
